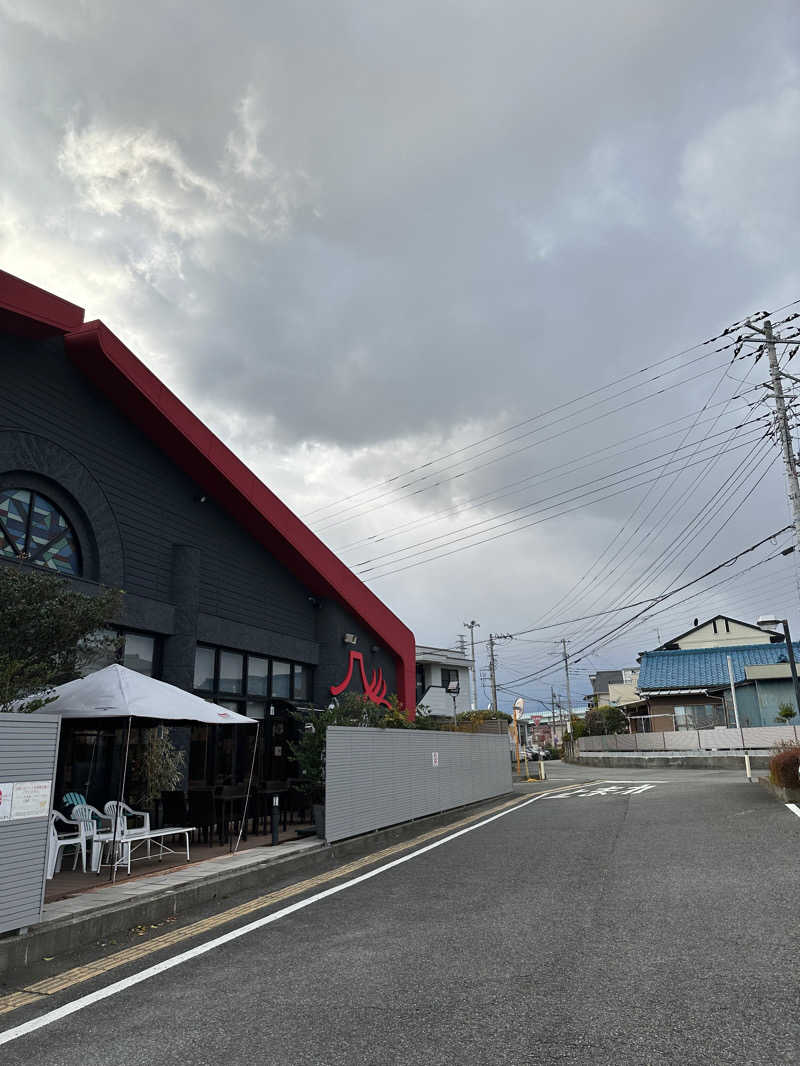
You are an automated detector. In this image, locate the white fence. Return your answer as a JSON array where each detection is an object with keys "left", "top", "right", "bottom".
[{"left": 577, "top": 724, "right": 799, "bottom": 753}]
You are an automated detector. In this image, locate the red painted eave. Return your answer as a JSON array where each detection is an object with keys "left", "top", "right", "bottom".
[
  {"left": 63, "top": 320, "right": 416, "bottom": 711},
  {"left": 0, "top": 270, "right": 84, "bottom": 338}
]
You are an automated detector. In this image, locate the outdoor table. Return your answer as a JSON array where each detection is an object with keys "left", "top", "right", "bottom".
[{"left": 215, "top": 789, "right": 249, "bottom": 844}]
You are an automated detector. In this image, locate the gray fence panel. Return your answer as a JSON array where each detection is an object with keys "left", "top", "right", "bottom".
[
  {"left": 577, "top": 723, "right": 800, "bottom": 755},
  {"left": 0, "top": 714, "right": 60, "bottom": 935},
  {"left": 325, "top": 727, "right": 512, "bottom": 843}
]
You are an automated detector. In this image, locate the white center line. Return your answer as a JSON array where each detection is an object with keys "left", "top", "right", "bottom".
[{"left": 785, "top": 803, "right": 800, "bottom": 818}]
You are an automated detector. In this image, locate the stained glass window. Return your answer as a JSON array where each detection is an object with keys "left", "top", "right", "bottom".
[{"left": 0, "top": 489, "right": 81, "bottom": 576}]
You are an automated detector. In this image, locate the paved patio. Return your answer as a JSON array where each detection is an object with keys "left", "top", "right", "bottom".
[{"left": 45, "top": 821, "right": 317, "bottom": 902}]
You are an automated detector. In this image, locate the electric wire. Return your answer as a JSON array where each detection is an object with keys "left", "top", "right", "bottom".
[
  {"left": 358, "top": 432, "right": 768, "bottom": 580},
  {"left": 305, "top": 300, "right": 800, "bottom": 524},
  {"left": 353, "top": 423, "right": 768, "bottom": 571}
]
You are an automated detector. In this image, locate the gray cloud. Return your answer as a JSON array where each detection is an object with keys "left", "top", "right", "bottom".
[{"left": 1, "top": 1, "right": 799, "bottom": 705}]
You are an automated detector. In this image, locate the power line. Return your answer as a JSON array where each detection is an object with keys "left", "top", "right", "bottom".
[
  {"left": 315, "top": 357, "right": 741, "bottom": 534},
  {"left": 305, "top": 298, "right": 800, "bottom": 524},
  {"left": 359, "top": 432, "right": 769, "bottom": 580},
  {"left": 566, "top": 429, "right": 773, "bottom": 648},
  {"left": 497, "top": 528, "right": 792, "bottom": 687},
  {"left": 333, "top": 394, "right": 761, "bottom": 555},
  {"left": 353, "top": 423, "right": 768, "bottom": 571},
  {"left": 533, "top": 349, "right": 757, "bottom": 633}
]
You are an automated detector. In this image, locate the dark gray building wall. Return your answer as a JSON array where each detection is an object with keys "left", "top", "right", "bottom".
[
  {"left": 0, "top": 331, "right": 396, "bottom": 705},
  {"left": 314, "top": 599, "right": 398, "bottom": 708}
]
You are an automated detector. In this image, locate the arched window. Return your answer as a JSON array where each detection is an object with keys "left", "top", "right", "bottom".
[{"left": 0, "top": 489, "right": 82, "bottom": 576}]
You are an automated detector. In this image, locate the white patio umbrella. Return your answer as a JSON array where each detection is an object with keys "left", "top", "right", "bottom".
[
  {"left": 34, "top": 664, "right": 256, "bottom": 724},
  {"left": 32, "top": 665, "right": 258, "bottom": 876}
]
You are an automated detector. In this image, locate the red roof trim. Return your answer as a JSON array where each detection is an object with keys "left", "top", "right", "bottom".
[{"left": 0, "top": 269, "right": 84, "bottom": 338}]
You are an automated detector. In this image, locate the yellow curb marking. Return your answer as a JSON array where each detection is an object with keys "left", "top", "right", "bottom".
[{"left": 0, "top": 781, "right": 593, "bottom": 1016}]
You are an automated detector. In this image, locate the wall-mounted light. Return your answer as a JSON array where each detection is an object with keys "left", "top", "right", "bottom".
[
  {"left": 195, "top": 494, "right": 208, "bottom": 504},
  {"left": 343, "top": 633, "right": 358, "bottom": 645},
  {"left": 307, "top": 595, "right": 319, "bottom": 607},
  {"left": 371, "top": 645, "right": 380, "bottom": 654}
]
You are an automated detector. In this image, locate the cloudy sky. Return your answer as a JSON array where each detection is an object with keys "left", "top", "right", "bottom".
[{"left": 2, "top": 1, "right": 800, "bottom": 709}]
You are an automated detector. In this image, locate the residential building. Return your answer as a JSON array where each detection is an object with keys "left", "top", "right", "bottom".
[
  {"left": 0, "top": 269, "right": 415, "bottom": 796},
  {"left": 415, "top": 645, "right": 473, "bottom": 720},
  {"left": 607, "top": 668, "right": 640, "bottom": 708},
  {"left": 654, "top": 615, "right": 781, "bottom": 651},
  {"left": 588, "top": 668, "right": 639, "bottom": 708},
  {"left": 636, "top": 641, "right": 800, "bottom": 730}
]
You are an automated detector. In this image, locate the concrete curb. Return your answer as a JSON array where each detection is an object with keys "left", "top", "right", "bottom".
[
  {"left": 568, "top": 753, "right": 771, "bottom": 770},
  {"left": 757, "top": 776, "right": 800, "bottom": 803},
  {"left": 0, "top": 792, "right": 515, "bottom": 976}
]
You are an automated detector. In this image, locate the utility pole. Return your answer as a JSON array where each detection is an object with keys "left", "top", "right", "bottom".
[
  {"left": 561, "top": 638, "right": 573, "bottom": 736},
  {"left": 551, "top": 687, "right": 557, "bottom": 746},
  {"left": 488, "top": 633, "right": 498, "bottom": 713},
  {"left": 764, "top": 318, "right": 800, "bottom": 552},
  {"left": 740, "top": 316, "right": 800, "bottom": 553},
  {"left": 463, "top": 620, "right": 480, "bottom": 710}
]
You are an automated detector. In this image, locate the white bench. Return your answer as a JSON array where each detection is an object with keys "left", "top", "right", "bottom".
[{"left": 93, "top": 825, "right": 196, "bottom": 874}]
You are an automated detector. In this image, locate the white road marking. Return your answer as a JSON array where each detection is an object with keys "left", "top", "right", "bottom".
[
  {"left": 544, "top": 783, "right": 657, "bottom": 799},
  {"left": 785, "top": 803, "right": 800, "bottom": 818},
  {"left": 0, "top": 786, "right": 577, "bottom": 1047},
  {"left": 600, "top": 780, "right": 668, "bottom": 785}
]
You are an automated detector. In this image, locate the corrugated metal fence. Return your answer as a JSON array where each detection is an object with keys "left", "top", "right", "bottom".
[
  {"left": 578, "top": 724, "right": 799, "bottom": 753},
  {"left": 325, "top": 727, "right": 512, "bottom": 843},
  {"left": 0, "top": 714, "right": 60, "bottom": 935}
]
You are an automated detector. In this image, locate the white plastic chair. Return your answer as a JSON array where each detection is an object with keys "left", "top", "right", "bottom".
[
  {"left": 104, "top": 801, "right": 151, "bottom": 858},
  {"left": 47, "top": 811, "right": 87, "bottom": 879},
  {"left": 71, "top": 804, "right": 112, "bottom": 872}
]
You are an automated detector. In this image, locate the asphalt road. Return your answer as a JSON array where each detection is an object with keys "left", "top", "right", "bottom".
[{"left": 2, "top": 762, "right": 799, "bottom": 1064}]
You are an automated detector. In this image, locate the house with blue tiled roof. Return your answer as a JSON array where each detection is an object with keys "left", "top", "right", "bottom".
[{"left": 637, "top": 638, "right": 800, "bottom": 730}]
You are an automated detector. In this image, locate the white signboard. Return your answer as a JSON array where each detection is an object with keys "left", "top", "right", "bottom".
[
  {"left": 0, "top": 783, "right": 14, "bottom": 821},
  {"left": 9, "top": 780, "right": 52, "bottom": 820},
  {"left": 432, "top": 752, "right": 439, "bottom": 767}
]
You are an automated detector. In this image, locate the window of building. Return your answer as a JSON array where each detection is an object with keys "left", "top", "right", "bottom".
[
  {"left": 218, "top": 651, "right": 244, "bottom": 695},
  {"left": 674, "top": 704, "right": 723, "bottom": 730},
  {"left": 441, "top": 668, "right": 459, "bottom": 689},
  {"left": 271, "top": 660, "right": 291, "bottom": 698},
  {"left": 193, "top": 646, "right": 215, "bottom": 691},
  {"left": 416, "top": 664, "right": 426, "bottom": 704},
  {"left": 293, "top": 664, "right": 311, "bottom": 702},
  {"left": 80, "top": 628, "right": 159, "bottom": 678},
  {"left": 0, "top": 488, "right": 81, "bottom": 576},
  {"left": 194, "top": 646, "right": 312, "bottom": 704},
  {"left": 122, "top": 633, "right": 156, "bottom": 676},
  {"left": 190, "top": 645, "right": 314, "bottom": 787},
  {"left": 247, "top": 656, "right": 269, "bottom": 697}
]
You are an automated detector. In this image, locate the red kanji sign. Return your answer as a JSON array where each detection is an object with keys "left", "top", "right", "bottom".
[{"left": 330, "top": 650, "right": 391, "bottom": 708}]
